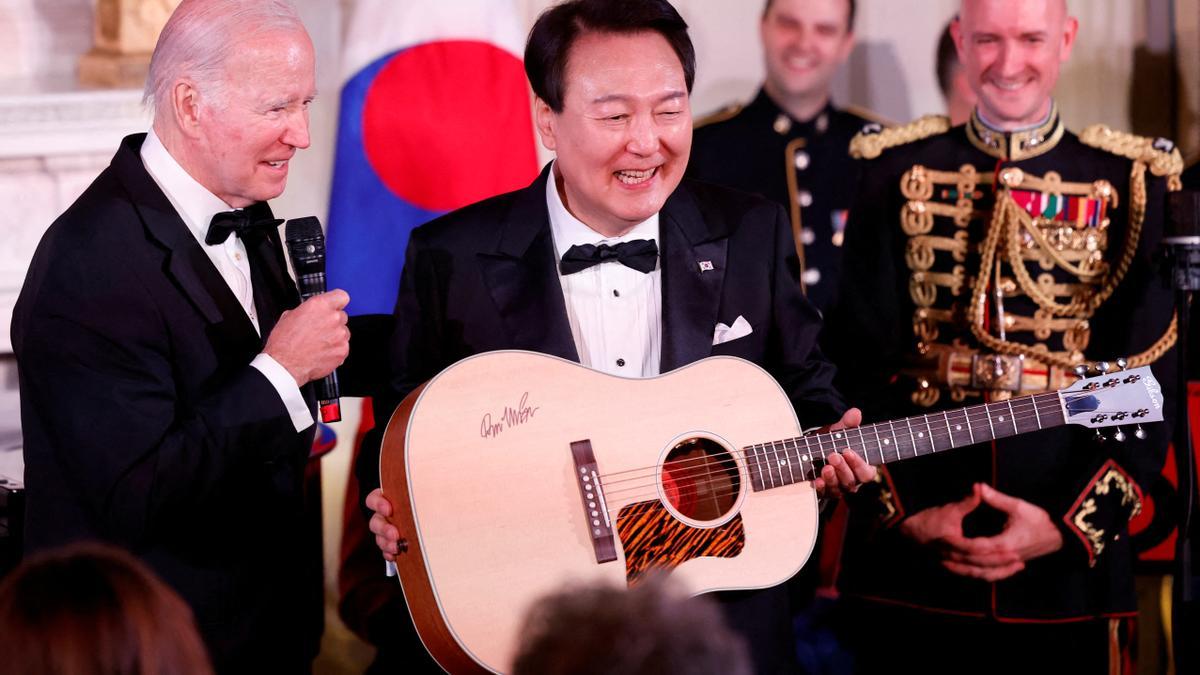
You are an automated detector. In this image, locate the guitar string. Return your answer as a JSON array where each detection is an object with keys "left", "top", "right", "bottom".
[
  {"left": 600, "top": 406, "right": 1101, "bottom": 505},
  {"left": 598, "top": 386, "right": 1135, "bottom": 488},
  {"left": 597, "top": 394, "right": 1136, "bottom": 504},
  {"left": 594, "top": 391, "right": 1075, "bottom": 484},
  {"left": 597, "top": 394, "right": 1063, "bottom": 489}
]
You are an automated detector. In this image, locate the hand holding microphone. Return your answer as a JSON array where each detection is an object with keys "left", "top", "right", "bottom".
[
  {"left": 264, "top": 216, "right": 348, "bottom": 422},
  {"left": 264, "top": 289, "right": 350, "bottom": 385}
]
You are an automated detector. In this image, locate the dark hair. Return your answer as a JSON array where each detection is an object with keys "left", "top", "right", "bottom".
[
  {"left": 0, "top": 543, "right": 213, "bottom": 675},
  {"left": 511, "top": 577, "right": 752, "bottom": 675},
  {"left": 763, "top": 0, "right": 857, "bottom": 31},
  {"left": 935, "top": 20, "right": 960, "bottom": 98},
  {"left": 525, "top": 0, "right": 696, "bottom": 113}
]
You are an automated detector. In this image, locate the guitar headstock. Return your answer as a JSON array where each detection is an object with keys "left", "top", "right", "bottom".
[{"left": 1060, "top": 365, "right": 1164, "bottom": 430}]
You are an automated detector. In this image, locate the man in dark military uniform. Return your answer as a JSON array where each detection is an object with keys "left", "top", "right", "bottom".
[
  {"left": 689, "top": 0, "right": 880, "bottom": 313},
  {"left": 826, "top": 1, "right": 1181, "bottom": 673}
]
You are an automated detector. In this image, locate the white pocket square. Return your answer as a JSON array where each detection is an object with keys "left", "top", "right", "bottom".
[{"left": 712, "top": 315, "right": 753, "bottom": 346}]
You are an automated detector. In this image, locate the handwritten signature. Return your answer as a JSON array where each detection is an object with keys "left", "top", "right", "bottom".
[{"left": 480, "top": 392, "right": 540, "bottom": 439}]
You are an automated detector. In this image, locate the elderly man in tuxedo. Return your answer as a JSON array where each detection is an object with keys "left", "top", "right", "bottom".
[{"left": 12, "top": 0, "right": 348, "bottom": 671}]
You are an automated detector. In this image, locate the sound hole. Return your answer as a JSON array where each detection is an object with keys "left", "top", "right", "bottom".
[{"left": 661, "top": 437, "right": 740, "bottom": 522}]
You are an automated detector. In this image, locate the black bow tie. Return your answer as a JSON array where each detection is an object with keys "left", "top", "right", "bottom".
[
  {"left": 206, "top": 204, "right": 283, "bottom": 245},
  {"left": 560, "top": 239, "right": 659, "bottom": 275}
]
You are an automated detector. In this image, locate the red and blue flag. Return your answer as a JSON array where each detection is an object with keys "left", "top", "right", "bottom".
[{"left": 327, "top": 1, "right": 540, "bottom": 315}]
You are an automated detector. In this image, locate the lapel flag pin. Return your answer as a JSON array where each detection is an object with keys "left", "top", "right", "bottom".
[{"left": 698, "top": 260, "right": 714, "bottom": 272}]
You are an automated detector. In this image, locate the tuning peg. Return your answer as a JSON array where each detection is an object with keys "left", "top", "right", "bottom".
[
  {"left": 1098, "top": 362, "right": 1111, "bottom": 374},
  {"left": 1094, "top": 429, "right": 1106, "bottom": 443},
  {"left": 1113, "top": 428, "right": 1127, "bottom": 442},
  {"left": 1135, "top": 425, "right": 1147, "bottom": 440},
  {"left": 1116, "top": 357, "right": 1128, "bottom": 371},
  {"left": 1074, "top": 364, "right": 1090, "bottom": 378}
]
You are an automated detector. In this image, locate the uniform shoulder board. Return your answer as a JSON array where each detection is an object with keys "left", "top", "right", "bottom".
[
  {"left": 694, "top": 102, "right": 744, "bottom": 130},
  {"left": 1078, "top": 124, "right": 1184, "bottom": 180},
  {"left": 842, "top": 103, "right": 896, "bottom": 128},
  {"left": 849, "top": 114, "right": 951, "bottom": 160}
]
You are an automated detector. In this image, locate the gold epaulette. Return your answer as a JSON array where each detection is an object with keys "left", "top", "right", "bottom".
[
  {"left": 842, "top": 104, "right": 896, "bottom": 129},
  {"left": 1079, "top": 124, "right": 1184, "bottom": 183},
  {"left": 849, "top": 114, "right": 951, "bottom": 160},
  {"left": 694, "top": 102, "right": 744, "bottom": 130}
]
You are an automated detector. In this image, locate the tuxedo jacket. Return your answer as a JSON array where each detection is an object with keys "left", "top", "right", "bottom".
[
  {"left": 359, "top": 166, "right": 846, "bottom": 674},
  {"left": 12, "top": 134, "right": 322, "bottom": 673}
]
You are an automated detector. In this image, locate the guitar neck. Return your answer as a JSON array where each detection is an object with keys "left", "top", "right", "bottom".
[{"left": 743, "top": 391, "right": 1068, "bottom": 492}]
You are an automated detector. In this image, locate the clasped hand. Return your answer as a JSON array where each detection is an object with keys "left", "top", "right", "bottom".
[{"left": 899, "top": 483, "right": 1063, "bottom": 581}]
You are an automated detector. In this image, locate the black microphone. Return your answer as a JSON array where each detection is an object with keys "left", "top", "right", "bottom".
[
  {"left": 1163, "top": 189, "right": 1199, "bottom": 673},
  {"left": 1166, "top": 190, "right": 1200, "bottom": 291},
  {"left": 284, "top": 216, "right": 341, "bottom": 423}
]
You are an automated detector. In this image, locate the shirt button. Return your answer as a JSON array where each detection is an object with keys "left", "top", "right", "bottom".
[
  {"left": 616, "top": 358, "right": 626, "bottom": 367},
  {"left": 797, "top": 190, "right": 813, "bottom": 208},
  {"left": 613, "top": 289, "right": 620, "bottom": 297},
  {"left": 794, "top": 151, "right": 810, "bottom": 171},
  {"left": 234, "top": 252, "right": 243, "bottom": 261},
  {"left": 802, "top": 268, "right": 822, "bottom": 286}
]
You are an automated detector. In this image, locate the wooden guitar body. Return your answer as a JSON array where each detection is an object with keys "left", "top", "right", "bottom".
[{"left": 380, "top": 351, "right": 817, "bottom": 673}]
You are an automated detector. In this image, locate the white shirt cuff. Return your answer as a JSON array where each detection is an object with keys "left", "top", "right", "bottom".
[{"left": 251, "top": 353, "right": 315, "bottom": 432}]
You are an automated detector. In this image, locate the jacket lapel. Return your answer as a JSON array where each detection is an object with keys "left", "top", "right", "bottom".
[
  {"left": 111, "top": 134, "right": 262, "bottom": 345},
  {"left": 477, "top": 166, "right": 579, "bottom": 362},
  {"left": 659, "top": 183, "right": 728, "bottom": 372}
]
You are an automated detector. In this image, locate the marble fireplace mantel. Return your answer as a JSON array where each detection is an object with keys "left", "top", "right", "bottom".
[{"left": 0, "top": 77, "right": 150, "bottom": 354}]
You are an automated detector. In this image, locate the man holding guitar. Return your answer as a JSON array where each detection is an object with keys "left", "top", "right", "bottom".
[
  {"left": 827, "top": 0, "right": 1180, "bottom": 672},
  {"left": 360, "top": 0, "right": 875, "bottom": 671}
]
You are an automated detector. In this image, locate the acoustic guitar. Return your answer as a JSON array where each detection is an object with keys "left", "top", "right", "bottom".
[{"left": 379, "top": 351, "right": 1163, "bottom": 673}]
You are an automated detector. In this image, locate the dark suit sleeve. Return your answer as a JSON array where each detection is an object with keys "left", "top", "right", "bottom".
[
  {"left": 15, "top": 244, "right": 299, "bottom": 546},
  {"left": 355, "top": 226, "right": 450, "bottom": 499},
  {"left": 824, "top": 158, "right": 910, "bottom": 420},
  {"left": 762, "top": 202, "right": 847, "bottom": 430}
]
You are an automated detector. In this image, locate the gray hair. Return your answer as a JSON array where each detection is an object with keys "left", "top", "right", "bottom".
[{"left": 144, "top": 0, "right": 306, "bottom": 116}]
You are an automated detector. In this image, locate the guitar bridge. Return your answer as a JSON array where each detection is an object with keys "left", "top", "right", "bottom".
[{"left": 570, "top": 440, "right": 618, "bottom": 564}]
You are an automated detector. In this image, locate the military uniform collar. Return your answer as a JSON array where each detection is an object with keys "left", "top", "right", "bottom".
[
  {"left": 966, "top": 102, "right": 1064, "bottom": 161},
  {"left": 750, "top": 89, "right": 835, "bottom": 137}
]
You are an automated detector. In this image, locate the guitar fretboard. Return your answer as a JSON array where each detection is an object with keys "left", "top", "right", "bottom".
[{"left": 743, "top": 391, "right": 1068, "bottom": 491}]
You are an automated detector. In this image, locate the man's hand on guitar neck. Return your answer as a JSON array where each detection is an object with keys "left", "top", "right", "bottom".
[
  {"left": 366, "top": 488, "right": 405, "bottom": 561},
  {"left": 900, "top": 483, "right": 1064, "bottom": 582},
  {"left": 813, "top": 407, "right": 877, "bottom": 499}
]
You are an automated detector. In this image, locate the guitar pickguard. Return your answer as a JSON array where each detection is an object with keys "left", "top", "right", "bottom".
[{"left": 616, "top": 500, "right": 745, "bottom": 584}]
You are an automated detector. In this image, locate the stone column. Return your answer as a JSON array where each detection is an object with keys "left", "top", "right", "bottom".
[{"left": 78, "top": 0, "right": 181, "bottom": 88}]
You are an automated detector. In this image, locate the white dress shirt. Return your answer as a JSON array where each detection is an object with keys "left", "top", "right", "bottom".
[
  {"left": 140, "top": 129, "right": 313, "bottom": 432},
  {"left": 546, "top": 166, "right": 662, "bottom": 377}
]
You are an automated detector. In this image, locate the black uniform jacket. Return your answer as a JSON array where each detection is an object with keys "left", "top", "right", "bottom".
[
  {"left": 690, "top": 89, "right": 874, "bottom": 311},
  {"left": 825, "top": 112, "right": 1177, "bottom": 620}
]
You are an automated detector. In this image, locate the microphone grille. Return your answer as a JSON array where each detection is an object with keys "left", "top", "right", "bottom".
[{"left": 285, "top": 216, "right": 324, "bottom": 242}]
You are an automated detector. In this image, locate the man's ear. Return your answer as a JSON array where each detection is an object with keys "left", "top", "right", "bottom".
[
  {"left": 172, "top": 80, "right": 204, "bottom": 139},
  {"left": 1059, "top": 16, "right": 1079, "bottom": 62},
  {"left": 534, "top": 97, "right": 557, "bottom": 152}
]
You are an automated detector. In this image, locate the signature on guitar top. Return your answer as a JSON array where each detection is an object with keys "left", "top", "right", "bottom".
[{"left": 378, "top": 350, "right": 1163, "bottom": 674}]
